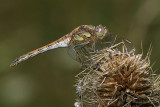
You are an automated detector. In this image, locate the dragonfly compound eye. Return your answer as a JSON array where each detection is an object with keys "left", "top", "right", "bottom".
[{"left": 95, "top": 25, "right": 108, "bottom": 39}]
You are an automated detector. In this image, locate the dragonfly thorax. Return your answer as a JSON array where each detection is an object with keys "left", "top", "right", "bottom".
[
  {"left": 70, "top": 25, "right": 93, "bottom": 42},
  {"left": 71, "top": 25, "right": 108, "bottom": 42}
]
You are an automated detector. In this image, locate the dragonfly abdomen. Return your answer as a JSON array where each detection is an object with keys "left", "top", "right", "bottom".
[
  {"left": 10, "top": 34, "right": 71, "bottom": 67},
  {"left": 10, "top": 46, "right": 51, "bottom": 67}
]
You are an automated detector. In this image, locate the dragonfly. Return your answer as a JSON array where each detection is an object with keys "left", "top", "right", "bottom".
[{"left": 10, "top": 25, "right": 133, "bottom": 67}]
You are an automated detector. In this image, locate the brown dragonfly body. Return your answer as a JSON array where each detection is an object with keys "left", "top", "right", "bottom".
[{"left": 10, "top": 25, "right": 108, "bottom": 67}]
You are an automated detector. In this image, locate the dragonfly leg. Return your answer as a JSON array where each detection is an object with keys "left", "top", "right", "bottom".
[{"left": 90, "top": 42, "right": 97, "bottom": 53}]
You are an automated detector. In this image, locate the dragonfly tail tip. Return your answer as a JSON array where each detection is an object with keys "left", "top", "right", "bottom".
[
  {"left": 10, "top": 61, "right": 18, "bottom": 67},
  {"left": 10, "top": 63, "right": 15, "bottom": 67}
]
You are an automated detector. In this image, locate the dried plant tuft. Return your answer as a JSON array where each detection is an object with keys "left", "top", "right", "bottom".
[{"left": 74, "top": 42, "right": 160, "bottom": 107}]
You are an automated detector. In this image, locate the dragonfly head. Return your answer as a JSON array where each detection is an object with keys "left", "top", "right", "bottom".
[{"left": 95, "top": 25, "right": 108, "bottom": 39}]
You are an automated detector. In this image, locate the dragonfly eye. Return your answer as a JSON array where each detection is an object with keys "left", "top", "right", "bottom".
[{"left": 95, "top": 25, "right": 108, "bottom": 39}]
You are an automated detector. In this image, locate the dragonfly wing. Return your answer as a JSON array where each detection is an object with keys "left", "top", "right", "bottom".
[
  {"left": 123, "top": 39, "right": 135, "bottom": 52},
  {"left": 67, "top": 41, "right": 92, "bottom": 62},
  {"left": 67, "top": 34, "right": 116, "bottom": 64},
  {"left": 94, "top": 34, "right": 116, "bottom": 50},
  {"left": 113, "top": 36, "right": 135, "bottom": 52},
  {"left": 99, "top": 33, "right": 134, "bottom": 52},
  {"left": 67, "top": 44, "right": 80, "bottom": 62}
]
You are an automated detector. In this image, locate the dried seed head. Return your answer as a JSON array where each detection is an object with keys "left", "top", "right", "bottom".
[{"left": 75, "top": 43, "right": 160, "bottom": 107}]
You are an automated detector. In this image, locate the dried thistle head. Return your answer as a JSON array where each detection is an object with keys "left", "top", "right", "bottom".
[{"left": 74, "top": 42, "right": 160, "bottom": 107}]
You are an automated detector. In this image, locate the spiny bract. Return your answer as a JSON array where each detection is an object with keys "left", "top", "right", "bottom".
[{"left": 75, "top": 43, "right": 160, "bottom": 107}]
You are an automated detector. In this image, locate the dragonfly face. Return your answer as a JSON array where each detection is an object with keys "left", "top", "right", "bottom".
[{"left": 95, "top": 25, "right": 108, "bottom": 39}]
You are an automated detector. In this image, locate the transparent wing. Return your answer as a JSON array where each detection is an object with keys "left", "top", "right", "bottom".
[
  {"left": 67, "top": 34, "right": 116, "bottom": 63},
  {"left": 112, "top": 35, "right": 135, "bottom": 52},
  {"left": 94, "top": 33, "right": 116, "bottom": 50},
  {"left": 67, "top": 33, "right": 134, "bottom": 70},
  {"left": 67, "top": 34, "right": 116, "bottom": 71},
  {"left": 67, "top": 40, "right": 93, "bottom": 62}
]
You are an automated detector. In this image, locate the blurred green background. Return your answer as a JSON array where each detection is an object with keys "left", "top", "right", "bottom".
[{"left": 0, "top": 0, "right": 160, "bottom": 107}]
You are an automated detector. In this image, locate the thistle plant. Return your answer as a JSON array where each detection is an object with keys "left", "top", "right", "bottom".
[{"left": 74, "top": 42, "right": 160, "bottom": 107}]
